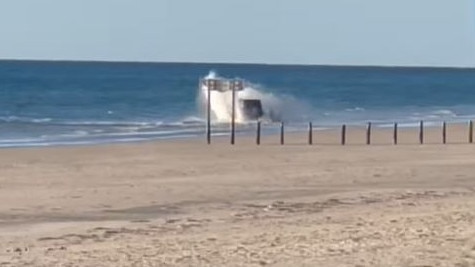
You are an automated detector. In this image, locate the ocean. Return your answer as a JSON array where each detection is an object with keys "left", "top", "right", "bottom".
[{"left": 0, "top": 60, "right": 474, "bottom": 147}]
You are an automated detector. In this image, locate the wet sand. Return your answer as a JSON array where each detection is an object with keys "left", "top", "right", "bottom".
[{"left": 1, "top": 125, "right": 475, "bottom": 266}]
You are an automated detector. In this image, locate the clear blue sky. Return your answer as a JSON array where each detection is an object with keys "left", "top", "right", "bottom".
[{"left": 1, "top": 0, "right": 474, "bottom": 67}]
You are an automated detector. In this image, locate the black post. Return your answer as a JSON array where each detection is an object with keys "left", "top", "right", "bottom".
[
  {"left": 393, "top": 122, "right": 398, "bottom": 145},
  {"left": 419, "top": 120, "right": 424, "bottom": 144},
  {"left": 366, "top": 122, "right": 372, "bottom": 145},
  {"left": 469, "top": 120, "right": 473, "bottom": 144},
  {"left": 341, "top": 124, "right": 346, "bottom": 145},
  {"left": 256, "top": 121, "right": 261, "bottom": 145},
  {"left": 280, "top": 122, "right": 284, "bottom": 145},
  {"left": 308, "top": 122, "right": 313, "bottom": 145},
  {"left": 206, "top": 81, "right": 211, "bottom": 144},
  {"left": 230, "top": 85, "right": 236, "bottom": 145},
  {"left": 442, "top": 121, "right": 447, "bottom": 144}
]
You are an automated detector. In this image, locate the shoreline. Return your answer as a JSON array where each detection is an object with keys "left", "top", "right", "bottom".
[{"left": 1, "top": 120, "right": 473, "bottom": 149}]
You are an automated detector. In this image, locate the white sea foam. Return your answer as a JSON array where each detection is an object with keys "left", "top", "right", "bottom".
[
  {"left": 432, "top": 109, "right": 456, "bottom": 116},
  {"left": 0, "top": 116, "right": 53, "bottom": 123}
]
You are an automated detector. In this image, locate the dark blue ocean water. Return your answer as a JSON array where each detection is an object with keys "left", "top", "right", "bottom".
[{"left": 0, "top": 60, "right": 474, "bottom": 147}]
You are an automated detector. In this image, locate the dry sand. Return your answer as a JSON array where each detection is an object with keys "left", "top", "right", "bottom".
[{"left": 1, "top": 125, "right": 475, "bottom": 267}]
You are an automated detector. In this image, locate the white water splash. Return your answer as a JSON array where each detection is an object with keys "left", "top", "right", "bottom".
[{"left": 198, "top": 71, "right": 310, "bottom": 123}]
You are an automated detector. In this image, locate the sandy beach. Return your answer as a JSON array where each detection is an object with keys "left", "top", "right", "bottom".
[{"left": 1, "top": 125, "right": 475, "bottom": 267}]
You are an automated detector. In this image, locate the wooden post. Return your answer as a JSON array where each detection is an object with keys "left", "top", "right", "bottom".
[
  {"left": 230, "top": 84, "right": 236, "bottom": 145},
  {"left": 206, "top": 81, "right": 212, "bottom": 144},
  {"left": 442, "top": 121, "right": 447, "bottom": 144},
  {"left": 280, "top": 122, "right": 285, "bottom": 145},
  {"left": 341, "top": 124, "right": 346, "bottom": 145},
  {"left": 469, "top": 120, "right": 473, "bottom": 144},
  {"left": 256, "top": 121, "right": 261, "bottom": 145},
  {"left": 419, "top": 120, "right": 424, "bottom": 144},
  {"left": 308, "top": 122, "right": 313, "bottom": 145},
  {"left": 366, "top": 122, "right": 372, "bottom": 145},
  {"left": 393, "top": 122, "right": 398, "bottom": 145}
]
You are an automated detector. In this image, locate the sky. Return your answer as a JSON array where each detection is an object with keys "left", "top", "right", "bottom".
[{"left": 0, "top": 0, "right": 474, "bottom": 67}]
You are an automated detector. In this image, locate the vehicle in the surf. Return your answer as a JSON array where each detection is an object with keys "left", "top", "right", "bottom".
[{"left": 199, "top": 76, "right": 265, "bottom": 121}]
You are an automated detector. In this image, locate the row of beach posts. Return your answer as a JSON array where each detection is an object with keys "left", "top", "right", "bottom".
[
  {"left": 202, "top": 77, "right": 474, "bottom": 146},
  {"left": 206, "top": 120, "right": 475, "bottom": 145}
]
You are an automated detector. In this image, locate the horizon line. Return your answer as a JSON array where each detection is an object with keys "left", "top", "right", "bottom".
[{"left": 0, "top": 58, "right": 474, "bottom": 70}]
